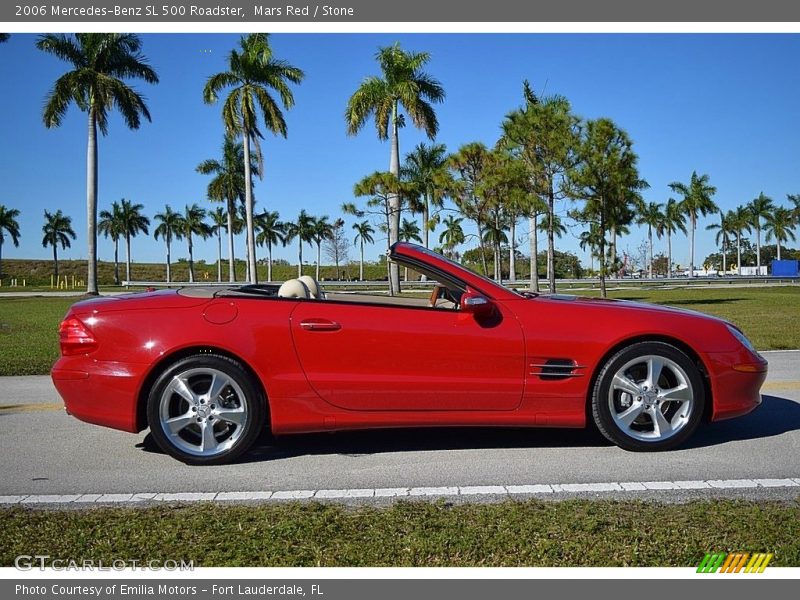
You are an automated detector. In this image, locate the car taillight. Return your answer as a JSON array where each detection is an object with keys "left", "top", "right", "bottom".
[{"left": 59, "top": 317, "right": 98, "bottom": 356}]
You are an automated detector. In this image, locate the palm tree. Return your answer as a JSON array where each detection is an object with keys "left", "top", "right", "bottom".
[
  {"left": 255, "top": 210, "right": 286, "bottom": 282},
  {"left": 728, "top": 206, "right": 752, "bottom": 275},
  {"left": 439, "top": 215, "right": 465, "bottom": 260},
  {"left": 401, "top": 142, "right": 448, "bottom": 250},
  {"left": 0, "top": 205, "right": 21, "bottom": 279},
  {"left": 706, "top": 210, "right": 734, "bottom": 275},
  {"left": 118, "top": 199, "right": 149, "bottom": 284},
  {"left": 788, "top": 194, "right": 800, "bottom": 221},
  {"left": 98, "top": 201, "right": 124, "bottom": 285},
  {"left": 656, "top": 198, "right": 686, "bottom": 278},
  {"left": 210, "top": 207, "right": 227, "bottom": 282},
  {"left": 182, "top": 204, "right": 212, "bottom": 283},
  {"left": 197, "top": 134, "right": 261, "bottom": 283},
  {"left": 747, "top": 192, "right": 774, "bottom": 272},
  {"left": 668, "top": 171, "right": 717, "bottom": 277},
  {"left": 37, "top": 33, "right": 158, "bottom": 295},
  {"left": 352, "top": 220, "right": 375, "bottom": 281},
  {"left": 310, "top": 216, "right": 333, "bottom": 281},
  {"left": 399, "top": 217, "right": 422, "bottom": 281},
  {"left": 765, "top": 207, "right": 796, "bottom": 261},
  {"left": 41, "top": 210, "right": 76, "bottom": 279},
  {"left": 636, "top": 202, "right": 663, "bottom": 278},
  {"left": 153, "top": 205, "right": 184, "bottom": 283},
  {"left": 204, "top": 34, "right": 304, "bottom": 285},
  {"left": 284, "top": 210, "right": 316, "bottom": 278},
  {"left": 346, "top": 42, "right": 445, "bottom": 293},
  {"left": 578, "top": 223, "right": 603, "bottom": 273}
]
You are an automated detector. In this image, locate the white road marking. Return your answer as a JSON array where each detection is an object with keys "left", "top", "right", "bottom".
[{"left": 3, "top": 477, "right": 799, "bottom": 506}]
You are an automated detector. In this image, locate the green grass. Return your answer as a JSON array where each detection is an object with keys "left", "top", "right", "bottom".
[
  {"left": 1, "top": 499, "right": 798, "bottom": 567},
  {"left": 0, "top": 285, "right": 797, "bottom": 376}
]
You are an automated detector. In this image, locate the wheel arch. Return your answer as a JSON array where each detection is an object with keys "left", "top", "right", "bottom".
[
  {"left": 584, "top": 334, "right": 713, "bottom": 427},
  {"left": 135, "top": 346, "right": 271, "bottom": 433}
]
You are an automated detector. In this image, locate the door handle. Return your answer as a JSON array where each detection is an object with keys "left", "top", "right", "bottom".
[{"left": 299, "top": 319, "right": 341, "bottom": 331}]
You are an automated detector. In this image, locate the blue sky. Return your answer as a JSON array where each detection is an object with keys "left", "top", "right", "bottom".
[{"left": 1, "top": 33, "right": 799, "bottom": 269}]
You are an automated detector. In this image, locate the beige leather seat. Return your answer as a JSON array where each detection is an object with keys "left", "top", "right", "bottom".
[
  {"left": 298, "top": 275, "right": 324, "bottom": 299},
  {"left": 277, "top": 279, "right": 310, "bottom": 299}
]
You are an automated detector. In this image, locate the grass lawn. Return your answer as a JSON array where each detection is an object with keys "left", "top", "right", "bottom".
[
  {"left": 0, "top": 285, "right": 797, "bottom": 376},
  {"left": 1, "top": 499, "right": 798, "bottom": 567}
]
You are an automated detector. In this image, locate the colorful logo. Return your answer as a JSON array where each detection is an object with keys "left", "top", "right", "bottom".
[{"left": 697, "top": 552, "right": 773, "bottom": 573}]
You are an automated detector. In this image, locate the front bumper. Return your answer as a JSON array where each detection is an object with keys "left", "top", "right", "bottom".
[
  {"left": 705, "top": 350, "right": 768, "bottom": 421},
  {"left": 51, "top": 357, "right": 149, "bottom": 433}
]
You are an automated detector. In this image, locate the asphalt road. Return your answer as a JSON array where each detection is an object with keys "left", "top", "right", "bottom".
[{"left": 1, "top": 351, "right": 799, "bottom": 504}]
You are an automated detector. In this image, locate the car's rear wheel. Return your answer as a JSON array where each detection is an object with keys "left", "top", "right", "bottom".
[
  {"left": 591, "top": 342, "right": 705, "bottom": 451},
  {"left": 147, "top": 354, "right": 265, "bottom": 465}
]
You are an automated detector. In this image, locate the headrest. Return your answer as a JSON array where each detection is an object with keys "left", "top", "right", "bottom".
[
  {"left": 298, "top": 275, "right": 323, "bottom": 299},
  {"left": 277, "top": 279, "right": 310, "bottom": 299}
]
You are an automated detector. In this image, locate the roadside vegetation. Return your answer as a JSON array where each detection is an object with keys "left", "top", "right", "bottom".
[{"left": 2, "top": 499, "right": 798, "bottom": 567}]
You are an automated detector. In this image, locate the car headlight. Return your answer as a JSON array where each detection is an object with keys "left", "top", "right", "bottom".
[{"left": 726, "top": 324, "right": 758, "bottom": 354}]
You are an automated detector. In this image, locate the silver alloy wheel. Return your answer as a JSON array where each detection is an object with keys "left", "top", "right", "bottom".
[
  {"left": 607, "top": 354, "right": 694, "bottom": 442},
  {"left": 158, "top": 367, "right": 248, "bottom": 457}
]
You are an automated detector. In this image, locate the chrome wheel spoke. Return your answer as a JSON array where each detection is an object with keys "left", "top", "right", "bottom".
[
  {"left": 199, "top": 421, "right": 218, "bottom": 453},
  {"left": 651, "top": 407, "right": 673, "bottom": 437},
  {"left": 660, "top": 384, "right": 691, "bottom": 403},
  {"left": 616, "top": 402, "right": 645, "bottom": 428},
  {"left": 165, "top": 411, "right": 195, "bottom": 435},
  {"left": 171, "top": 376, "right": 197, "bottom": 405},
  {"left": 207, "top": 372, "right": 232, "bottom": 402},
  {"left": 215, "top": 407, "right": 245, "bottom": 427},
  {"left": 647, "top": 357, "right": 666, "bottom": 388},
  {"left": 612, "top": 374, "right": 641, "bottom": 397}
]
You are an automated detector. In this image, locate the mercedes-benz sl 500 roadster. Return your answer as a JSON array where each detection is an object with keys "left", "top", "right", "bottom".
[{"left": 52, "top": 243, "right": 767, "bottom": 464}]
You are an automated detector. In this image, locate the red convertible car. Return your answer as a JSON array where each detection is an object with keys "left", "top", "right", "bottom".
[{"left": 52, "top": 243, "right": 767, "bottom": 465}]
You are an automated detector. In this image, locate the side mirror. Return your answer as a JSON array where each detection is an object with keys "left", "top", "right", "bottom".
[{"left": 461, "top": 291, "right": 493, "bottom": 317}]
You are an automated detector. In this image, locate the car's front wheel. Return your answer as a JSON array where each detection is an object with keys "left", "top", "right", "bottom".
[
  {"left": 592, "top": 342, "right": 705, "bottom": 451},
  {"left": 147, "top": 354, "right": 266, "bottom": 465}
]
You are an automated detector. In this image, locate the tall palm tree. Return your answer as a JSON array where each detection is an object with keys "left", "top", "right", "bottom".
[
  {"left": 98, "top": 201, "right": 124, "bottom": 285},
  {"left": 197, "top": 134, "right": 261, "bottom": 283},
  {"left": 656, "top": 198, "right": 686, "bottom": 278},
  {"left": 182, "top": 204, "right": 211, "bottom": 283},
  {"left": 728, "top": 206, "right": 752, "bottom": 275},
  {"left": 438, "top": 215, "right": 465, "bottom": 260},
  {"left": 284, "top": 210, "right": 316, "bottom": 278},
  {"left": 210, "top": 207, "right": 227, "bottom": 282},
  {"left": 204, "top": 34, "right": 304, "bottom": 285},
  {"left": 37, "top": 33, "right": 158, "bottom": 295},
  {"left": 399, "top": 217, "right": 422, "bottom": 281},
  {"left": 637, "top": 201, "right": 663, "bottom": 278},
  {"left": 668, "top": 171, "right": 717, "bottom": 278},
  {"left": 788, "top": 194, "right": 800, "bottom": 221},
  {"left": 401, "top": 142, "right": 448, "bottom": 250},
  {"left": 578, "top": 223, "right": 603, "bottom": 273},
  {"left": 747, "top": 192, "right": 774, "bottom": 271},
  {"left": 153, "top": 205, "right": 184, "bottom": 283},
  {"left": 352, "top": 220, "right": 375, "bottom": 281},
  {"left": 765, "top": 207, "right": 796, "bottom": 261},
  {"left": 310, "top": 216, "right": 333, "bottom": 281},
  {"left": 118, "top": 199, "right": 149, "bottom": 284},
  {"left": 41, "top": 210, "right": 76, "bottom": 279},
  {"left": 346, "top": 42, "right": 445, "bottom": 293},
  {"left": 255, "top": 210, "right": 286, "bottom": 282},
  {"left": 0, "top": 205, "right": 21, "bottom": 279},
  {"left": 706, "top": 210, "right": 734, "bottom": 275}
]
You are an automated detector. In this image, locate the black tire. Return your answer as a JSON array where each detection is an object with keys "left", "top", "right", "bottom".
[
  {"left": 146, "top": 354, "right": 266, "bottom": 465},
  {"left": 591, "top": 341, "right": 705, "bottom": 452}
]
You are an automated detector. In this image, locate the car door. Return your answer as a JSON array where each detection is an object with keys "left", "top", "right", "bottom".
[{"left": 289, "top": 298, "right": 525, "bottom": 411}]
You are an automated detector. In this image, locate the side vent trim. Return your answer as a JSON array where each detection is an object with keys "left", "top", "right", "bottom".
[{"left": 529, "top": 359, "right": 585, "bottom": 380}]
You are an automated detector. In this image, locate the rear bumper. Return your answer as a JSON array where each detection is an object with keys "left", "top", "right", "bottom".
[
  {"left": 51, "top": 357, "right": 149, "bottom": 433},
  {"left": 705, "top": 350, "right": 768, "bottom": 422}
]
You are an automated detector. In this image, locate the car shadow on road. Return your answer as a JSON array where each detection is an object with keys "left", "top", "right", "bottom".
[{"left": 137, "top": 395, "right": 800, "bottom": 463}]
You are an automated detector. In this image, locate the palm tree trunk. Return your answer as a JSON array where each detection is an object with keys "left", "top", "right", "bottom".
[
  {"left": 610, "top": 225, "right": 617, "bottom": 278},
  {"left": 756, "top": 226, "right": 761, "bottom": 270},
  {"left": 421, "top": 195, "right": 429, "bottom": 282},
  {"left": 529, "top": 215, "right": 539, "bottom": 293},
  {"left": 547, "top": 183, "right": 556, "bottom": 293},
  {"left": 86, "top": 110, "right": 99, "bottom": 295},
  {"left": 667, "top": 231, "right": 672, "bottom": 278},
  {"left": 599, "top": 200, "right": 607, "bottom": 298},
  {"left": 316, "top": 243, "right": 321, "bottom": 281},
  {"left": 267, "top": 243, "right": 273, "bottom": 281},
  {"left": 360, "top": 240, "right": 364, "bottom": 281},
  {"left": 113, "top": 239, "right": 120, "bottom": 285},
  {"left": 217, "top": 229, "right": 222, "bottom": 282},
  {"left": 125, "top": 234, "right": 131, "bottom": 283},
  {"left": 722, "top": 235, "right": 727, "bottom": 275},
  {"left": 242, "top": 134, "right": 257, "bottom": 284},
  {"left": 476, "top": 222, "right": 488, "bottom": 276},
  {"left": 165, "top": 235, "right": 171, "bottom": 283},
  {"left": 509, "top": 218, "right": 516, "bottom": 283},
  {"left": 297, "top": 238, "right": 303, "bottom": 278},
  {"left": 188, "top": 234, "right": 194, "bottom": 283},
  {"left": 226, "top": 199, "right": 236, "bottom": 283},
  {"left": 777, "top": 240, "right": 782, "bottom": 261},
  {"left": 53, "top": 242, "right": 59, "bottom": 280},
  {"left": 689, "top": 214, "right": 696, "bottom": 277},
  {"left": 737, "top": 233, "right": 742, "bottom": 275},
  {"left": 387, "top": 101, "right": 401, "bottom": 295},
  {"left": 648, "top": 227, "right": 653, "bottom": 279}
]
